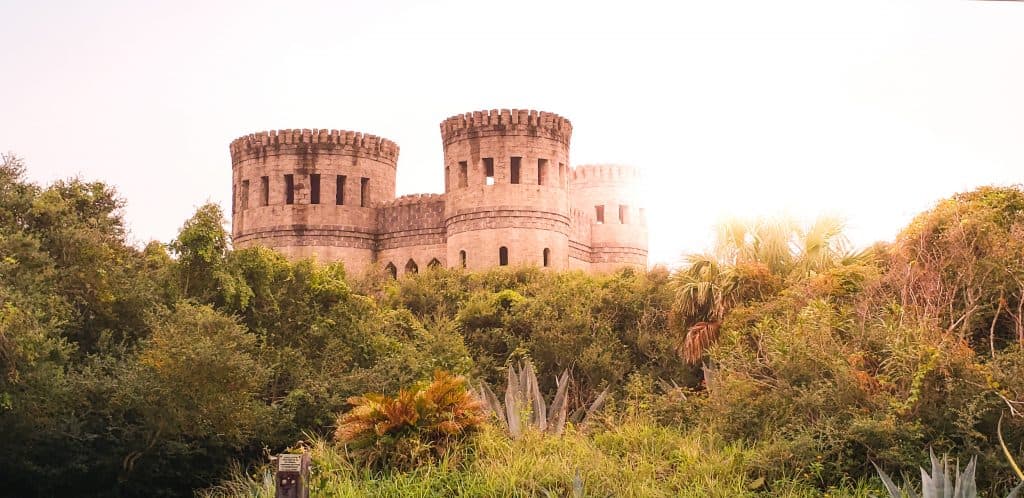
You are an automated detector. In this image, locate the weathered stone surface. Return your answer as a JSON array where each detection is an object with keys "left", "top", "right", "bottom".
[{"left": 229, "top": 110, "right": 648, "bottom": 275}]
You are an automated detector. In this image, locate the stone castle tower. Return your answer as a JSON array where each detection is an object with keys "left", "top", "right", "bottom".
[{"left": 230, "top": 109, "right": 647, "bottom": 275}]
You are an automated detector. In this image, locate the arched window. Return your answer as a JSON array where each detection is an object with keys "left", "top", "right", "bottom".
[
  {"left": 405, "top": 259, "right": 418, "bottom": 275},
  {"left": 428, "top": 258, "right": 441, "bottom": 269},
  {"left": 384, "top": 262, "right": 397, "bottom": 279},
  {"left": 499, "top": 246, "right": 509, "bottom": 266},
  {"left": 543, "top": 248, "right": 550, "bottom": 267}
]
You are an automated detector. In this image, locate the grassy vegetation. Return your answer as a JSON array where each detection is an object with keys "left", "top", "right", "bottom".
[{"left": 205, "top": 424, "right": 884, "bottom": 498}]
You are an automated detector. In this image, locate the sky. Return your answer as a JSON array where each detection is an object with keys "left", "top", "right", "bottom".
[{"left": 2, "top": 0, "right": 1022, "bottom": 266}]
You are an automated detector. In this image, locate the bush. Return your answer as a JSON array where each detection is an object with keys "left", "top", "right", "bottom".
[{"left": 334, "top": 371, "right": 485, "bottom": 470}]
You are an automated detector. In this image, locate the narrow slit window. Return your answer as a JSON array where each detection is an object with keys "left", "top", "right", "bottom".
[
  {"left": 458, "top": 161, "right": 468, "bottom": 188},
  {"left": 537, "top": 159, "right": 548, "bottom": 185},
  {"left": 558, "top": 163, "right": 566, "bottom": 187},
  {"left": 360, "top": 177, "right": 369, "bottom": 207},
  {"left": 260, "top": 176, "right": 269, "bottom": 206},
  {"left": 284, "top": 174, "right": 294, "bottom": 205},
  {"left": 543, "top": 248, "right": 550, "bottom": 267},
  {"left": 619, "top": 205, "right": 628, "bottom": 224},
  {"left": 310, "top": 174, "right": 320, "bottom": 204},
  {"left": 232, "top": 184, "right": 237, "bottom": 212},
  {"left": 595, "top": 205, "right": 605, "bottom": 224},
  {"left": 483, "top": 158, "right": 494, "bottom": 185},
  {"left": 336, "top": 175, "right": 346, "bottom": 205},
  {"left": 510, "top": 157, "right": 521, "bottom": 184},
  {"left": 499, "top": 246, "right": 509, "bottom": 266},
  {"left": 459, "top": 250, "right": 467, "bottom": 268},
  {"left": 241, "top": 180, "right": 249, "bottom": 209}
]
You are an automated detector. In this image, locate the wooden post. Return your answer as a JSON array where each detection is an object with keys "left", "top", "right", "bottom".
[{"left": 274, "top": 451, "right": 310, "bottom": 498}]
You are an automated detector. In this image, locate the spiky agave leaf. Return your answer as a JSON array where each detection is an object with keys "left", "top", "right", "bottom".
[
  {"left": 505, "top": 364, "right": 523, "bottom": 439},
  {"left": 872, "top": 461, "right": 913, "bottom": 498},
  {"left": 477, "top": 383, "right": 506, "bottom": 429},
  {"left": 523, "top": 361, "right": 547, "bottom": 431},
  {"left": 580, "top": 386, "right": 610, "bottom": 427},
  {"left": 547, "top": 370, "right": 570, "bottom": 435}
]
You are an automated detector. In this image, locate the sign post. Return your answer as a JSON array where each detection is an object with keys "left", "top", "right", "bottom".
[{"left": 274, "top": 451, "right": 310, "bottom": 498}]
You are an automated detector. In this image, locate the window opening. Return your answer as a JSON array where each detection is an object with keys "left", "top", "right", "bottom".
[
  {"left": 499, "top": 246, "right": 509, "bottom": 266},
  {"left": 310, "top": 174, "right": 320, "bottom": 204},
  {"left": 510, "top": 157, "right": 521, "bottom": 184},
  {"left": 483, "top": 158, "right": 494, "bottom": 185},
  {"left": 284, "top": 174, "right": 294, "bottom": 205}
]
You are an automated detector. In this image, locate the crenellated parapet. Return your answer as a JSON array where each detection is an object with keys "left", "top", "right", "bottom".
[
  {"left": 570, "top": 164, "right": 642, "bottom": 183},
  {"left": 440, "top": 109, "right": 572, "bottom": 146},
  {"left": 375, "top": 193, "right": 445, "bottom": 209},
  {"left": 230, "top": 129, "right": 399, "bottom": 165}
]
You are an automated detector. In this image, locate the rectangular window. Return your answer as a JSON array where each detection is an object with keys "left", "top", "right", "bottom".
[
  {"left": 619, "top": 204, "right": 628, "bottom": 224},
  {"left": 284, "top": 174, "right": 295, "bottom": 205},
  {"left": 510, "top": 157, "right": 521, "bottom": 184},
  {"left": 310, "top": 174, "right": 320, "bottom": 204},
  {"left": 360, "top": 177, "right": 369, "bottom": 207},
  {"left": 241, "top": 180, "right": 249, "bottom": 209},
  {"left": 458, "top": 161, "right": 468, "bottom": 188},
  {"left": 260, "top": 176, "right": 269, "bottom": 206},
  {"left": 483, "top": 158, "right": 494, "bottom": 185},
  {"left": 537, "top": 159, "right": 548, "bottom": 185},
  {"left": 232, "top": 184, "right": 236, "bottom": 212},
  {"left": 558, "top": 163, "right": 566, "bottom": 187},
  {"left": 336, "top": 175, "right": 346, "bottom": 205},
  {"left": 595, "top": 205, "right": 605, "bottom": 224}
]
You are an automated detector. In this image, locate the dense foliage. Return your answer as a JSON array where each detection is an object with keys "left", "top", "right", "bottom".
[
  {"left": 2, "top": 153, "right": 1023, "bottom": 496},
  {"left": 335, "top": 370, "right": 484, "bottom": 470}
]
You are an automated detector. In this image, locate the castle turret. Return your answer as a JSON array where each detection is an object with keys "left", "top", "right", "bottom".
[
  {"left": 570, "top": 164, "right": 648, "bottom": 272},
  {"left": 230, "top": 129, "right": 398, "bottom": 272},
  {"left": 440, "top": 109, "right": 573, "bottom": 270}
]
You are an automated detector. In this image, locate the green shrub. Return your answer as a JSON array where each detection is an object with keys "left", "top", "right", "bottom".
[{"left": 334, "top": 371, "right": 485, "bottom": 470}]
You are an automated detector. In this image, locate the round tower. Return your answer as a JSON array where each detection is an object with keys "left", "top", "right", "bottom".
[
  {"left": 570, "top": 164, "right": 648, "bottom": 272},
  {"left": 440, "top": 109, "right": 573, "bottom": 270},
  {"left": 229, "top": 129, "right": 398, "bottom": 272}
]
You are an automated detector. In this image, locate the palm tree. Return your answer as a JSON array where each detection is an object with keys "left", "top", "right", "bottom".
[{"left": 672, "top": 216, "right": 866, "bottom": 365}]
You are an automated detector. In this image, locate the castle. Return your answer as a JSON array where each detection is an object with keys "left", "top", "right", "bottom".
[{"left": 229, "top": 109, "right": 647, "bottom": 275}]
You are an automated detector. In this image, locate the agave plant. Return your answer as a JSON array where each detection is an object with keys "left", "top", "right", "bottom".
[
  {"left": 334, "top": 370, "right": 485, "bottom": 470},
  {"left": 476, "top": 361, "right": 609, "bottom": 439},
  {"left": 873, "top": 449, "right": 1023, "bottom": 498}
]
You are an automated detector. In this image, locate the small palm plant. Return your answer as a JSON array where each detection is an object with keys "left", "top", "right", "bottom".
[
  {"left": 476, "top": 361, "right": 609, "bottom": 439},
  {"left": 334, "top": 370, "right": 485, "bottom": 470}
]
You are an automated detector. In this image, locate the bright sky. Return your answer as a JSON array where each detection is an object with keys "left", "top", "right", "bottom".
[{"left": 2, "top": 0, "right": 1022, "bottom": 266}]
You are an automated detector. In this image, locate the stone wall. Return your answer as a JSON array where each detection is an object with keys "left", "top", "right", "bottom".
[
  {"left": 569, "top": 164, "right": 648, "bottom": 272},
  {"left": 230, "top": 129, "right": 397, "bottom": 273},
  {"left": 375, "top": 194, "right": 447, "bottom": 274},
  {"left": 228, "top": 111, "right": 649, "bottom": 275},
  {"left": 442, "top": 109, "right": 573, "bottom": 271}
]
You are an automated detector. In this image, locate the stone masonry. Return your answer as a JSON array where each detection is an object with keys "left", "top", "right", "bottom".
[{"left": 230, "top": 109, "right": 647, "bottom": 275}]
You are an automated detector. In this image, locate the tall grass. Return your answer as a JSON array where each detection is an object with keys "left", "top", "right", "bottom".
[{"left": 203, "top": 422, "right": 883, "bottom": 497}]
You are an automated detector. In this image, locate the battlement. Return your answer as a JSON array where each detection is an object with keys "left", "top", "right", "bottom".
[
  {"left": 230, "top": 129, "right": 399, "bottom": 165},
  {"left": 375, "top": 193, "right": 446, "bottom": 209},
  {"left": 570, "top": 164, "right": 642, "bottom": 183},
  {"left": 439, "top": 109, "right": 572, "bottom": 146}
]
